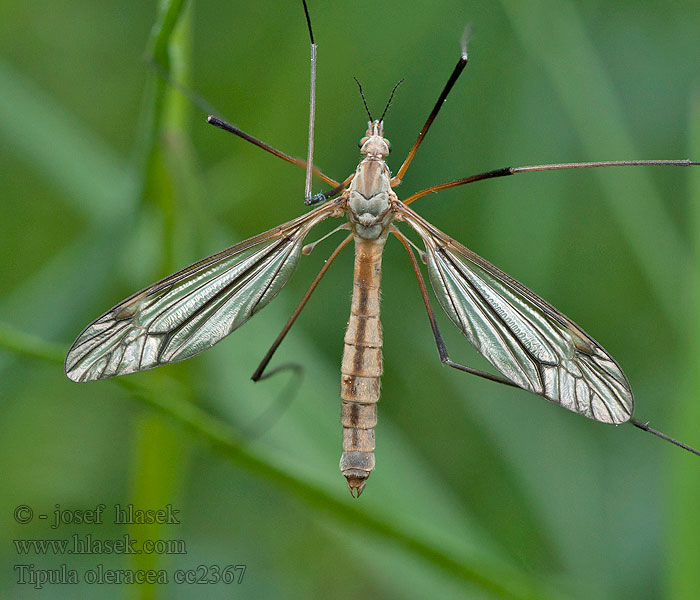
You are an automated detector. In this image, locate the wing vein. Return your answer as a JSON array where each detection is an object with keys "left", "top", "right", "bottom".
[{"left": 394, "top": 200, "right": 633, "bottom": 424}]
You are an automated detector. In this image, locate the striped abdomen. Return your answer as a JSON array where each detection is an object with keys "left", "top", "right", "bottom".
[{"left": 340, "top": 234, "right": 386, "bottom": 497}]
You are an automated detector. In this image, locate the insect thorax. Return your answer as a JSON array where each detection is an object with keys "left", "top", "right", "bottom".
[{"left": 346, "top": 158, "right": 394, "bottom": 240}]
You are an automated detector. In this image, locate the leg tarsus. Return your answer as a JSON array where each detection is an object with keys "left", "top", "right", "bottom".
[
  {"left": 630, "top": 417, "right": 700, "bottom": 457},
  {"left": 241, "top": 362, "right": 304, "bottom": 440},
  {"left": 441, "top": 357, "right": 518, "bottom": 388}
]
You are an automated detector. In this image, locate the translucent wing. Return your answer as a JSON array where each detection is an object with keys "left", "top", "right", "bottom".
[
  {"left": 397, "top": 202, "right": 633, "bottom": 424},
  {"left": 65, "top": 203, "right": 338, "bottom": 382}
]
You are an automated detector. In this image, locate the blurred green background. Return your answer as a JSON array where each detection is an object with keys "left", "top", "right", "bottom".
[{"left": 1, "top": 0, "right": 699, "bottom": 598}]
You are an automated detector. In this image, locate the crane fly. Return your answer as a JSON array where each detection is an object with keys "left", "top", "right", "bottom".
[{"left": 65, "top": 2, "right": 700, "bottom": 497}]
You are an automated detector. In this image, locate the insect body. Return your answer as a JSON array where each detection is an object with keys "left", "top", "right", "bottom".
[
  {"left": 65, "top": 9, "right": 699, "bottom": 496},
  {"left": 339, "top": 121, "right": 393, "bottom": 494},
  {"left": 65, "top": 113, "right": 640, "bottom": 496}
]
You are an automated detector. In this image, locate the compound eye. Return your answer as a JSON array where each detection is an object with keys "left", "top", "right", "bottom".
[
  {"left": 384, "top": 138, "right": 392, "bottom": 151},
  {"left": 358, "top": 136, "right": 369, "bottom": 149}
]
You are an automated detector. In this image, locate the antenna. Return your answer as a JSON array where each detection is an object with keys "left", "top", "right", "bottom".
[
  {"left": 353, "top": 77, "right": 373, "bottom": 122},
  {"left": 379, "top": 79, "right": 404, "bottom": 122}
]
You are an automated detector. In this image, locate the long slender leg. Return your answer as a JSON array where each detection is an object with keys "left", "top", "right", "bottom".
[
  {"left": 392, "top": 33, "right": 469, "bottom": 186},
  {"left": 630, "top": 418, "right": 700, "bottom": 457},
  {"left": 391, "top": 229, "right": 518, "bottom": 389},
  {"left": 207, "top": 116, "right": 339, "bottom": 188},
  {"left": 302, "top": 0, "right": 317, "bottom": 203},
  {"left": 404, "top": 160, "right": 699, "bottom": 205},
  {"left": 146, "top": 60, "right": 341, "bottom": 190},
  {"left": 252, "top": 233, "right": 353, "bottom": 381}
]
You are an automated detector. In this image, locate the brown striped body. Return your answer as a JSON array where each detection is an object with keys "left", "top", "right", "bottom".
[
  {"left": 340, "top": 234, "right": 387, "bottom": 495},
  {"left": 338, "top": 120, "right": 396, "bottom": 496}
]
